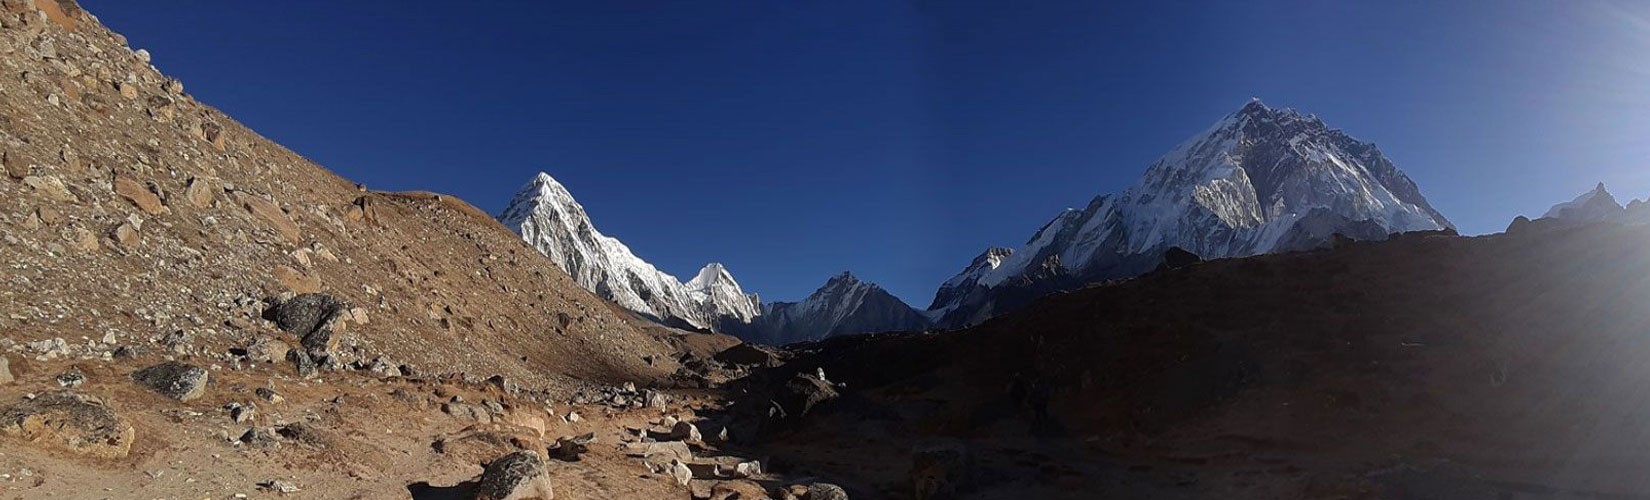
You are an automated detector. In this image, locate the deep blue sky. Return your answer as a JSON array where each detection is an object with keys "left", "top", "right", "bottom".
[{"left": 82, "top": 1, "right": 1650, "bottom": 304}]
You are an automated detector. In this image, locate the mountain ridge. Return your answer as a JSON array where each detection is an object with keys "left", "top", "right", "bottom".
[{"left": 928, "top": 99, "right": 1454, "bottom": 327}]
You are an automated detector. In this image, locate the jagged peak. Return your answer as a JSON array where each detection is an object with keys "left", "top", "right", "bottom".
[
  {"left": 973, "top": 247, "right": 1013, "bottom": 266},
  {"left": 1543, "top": 181, "right": 1622, "bottom": 220},
  {"left": 687, "top": 262, "right": 737, "bottom": 290}
]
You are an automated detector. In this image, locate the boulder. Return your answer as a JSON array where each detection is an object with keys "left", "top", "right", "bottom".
[
  {"left": 475, "top": 450, "right": 555, "bottom": 500},
  {"left": 912, "top": 442, "right": 972, "bottom": 500},
  {"left": 245, "top": 335, "right": 291, "bottom": 364},
  {"left": 549, "top": 432, "right": 596, "bottom": 462},
  {"left": 776, "top": 373, "right": 839, "bottom": 421},
  {"left": 0, "top": 356, "right": 13, "bottom": 385},
  {"left": 287, "top": 348, "right": 318, "bottom": 379},
  {"left": 269, "top": 293, "right": 345, "bottom": 339},
  {"left": 184, "top": 176, "right": 217, "bottom": 208},
  {"left": 807, "top": 483, "right": 850, "bottom": 500},
  {"left": 713, "top": 343, "right": 782, "bottom": 368},
  {"left": 113, "top": 175, "right": 166, "bottom": 215},
  {"left": 131, "top": 362, "right": 209, "bottom": 402},
  {"left": 669, "top": 421, "right": 702, "bottom": 443},
  {"left": 0, "top": 392, "right": 135, "bottom": 458}
]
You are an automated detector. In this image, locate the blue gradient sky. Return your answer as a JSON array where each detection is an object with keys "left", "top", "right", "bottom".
[{"left": 81, "top": 1, "right": 1650, "bottom": 304}]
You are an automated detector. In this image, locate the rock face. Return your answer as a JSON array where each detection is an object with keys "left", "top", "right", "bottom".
[
  {"left": 475, "top": 451, "right": 555, "bottom": 500},
  {"left": 131, "top": 361, "right": 209, "bottom": 402},
  {"left": 0, "top": 392, "right": 135, "bottom": 459},
  {"left": 498, "top": 172, "right": 762, "bottom": 331},
  {"left": 929, "top": 99, "right": 1453, "bottom": 328},
  {"left": 737, "top": 272, "right": 931, "bottom": 346}
]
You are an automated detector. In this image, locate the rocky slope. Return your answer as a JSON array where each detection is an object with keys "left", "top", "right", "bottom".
[
  {"left": 750, "top": 222, "right": 1650, "bottom": 498},
  {"left": 498, "top": 172, "right": 762, "bottom": 331},
  {"left": 0, "top": 2, "right": 858, "bottom": 499},
  {"left": 930, "top": 99, "right": 1454, "bottom": 327}
]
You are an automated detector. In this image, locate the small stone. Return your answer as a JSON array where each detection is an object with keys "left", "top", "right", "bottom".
[
  {"left": 113, "top": 176, "right": 166, "bottom": 216},
  {"left": 134, "top": 48, "right": 151, "bottom": 63},
  {"left": 254, "top": 387, "right": 283, "bottom": 404},
  {"left": 286, "top": 349, "right": 317, "bottom": 379},
  {"left": 68, "top": 227, "right": 99, "bottom": 252},
  {"left": 257, "top": 480, "right": 299, "bottom": 493},
  {"left": 162, "top": 78, "right": 183, "bottom": 95},
  {"left": 184, "top": 176, "right": 216, "bottom": 209},
  {"left": 565, "top": 411, "right": 580, "bottom": 423},
  {"left": 56, "top": 368, "right": 85, "bottom": 388},
  {"left": 131, "top": 361, "right": 209, "bottom": 402},
  {"left": 239, "top": 427, "right": 277, "bottom": 447},
  {"left": 475, "top": 451, "right": 554, "bottom": 500},
  {"left": 228, "top": 402, "right": 257, "bottom": 423},
  {"left": 549, "top": 432, "right": 596, "bottom": 462},
  {"left": 669, "top": 421, "right": 702, "bottom": 443},
  {"left": 671, "top": 460, "right": 693, "bottom": 486},
  {"left": 118, "top": 81, "right": 138, "bottom": 99},
  {"left": 0, "top": 356, "right": 13, "bottom": 385},
  {"left": 23, "top": 175, "right": 78, "bottom": 203},
  {"left": 244, "top": 335, "right": 290, "bottom": 364},
  {"left": 112, "top": 221, "right": 140, "bottom": 248}
]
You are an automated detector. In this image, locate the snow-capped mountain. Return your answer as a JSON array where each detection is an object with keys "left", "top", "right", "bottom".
[
  {"left": 931, "top": 99, "right": 1453, "bottom": 327},
  {"left": 735, "top": 272, "right": 930, "bottom": 345},
  {"left": 1543, "top": 183, "right": 1625, "bottom": 222},
  {"left": 1536, "top": 182, "right": 1650, "bottom": 225},
  {"left": 497, "top": 172, "right": 760, "bottom": 330}
]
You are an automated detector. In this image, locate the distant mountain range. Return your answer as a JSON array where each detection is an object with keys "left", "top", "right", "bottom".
[{"left": 498, "top": 99, "right": 1457, "bottom": 343}]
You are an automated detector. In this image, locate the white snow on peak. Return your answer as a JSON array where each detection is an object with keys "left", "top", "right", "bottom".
[
  {"left": 1542, "top": 182, "right": 1623, "bottom": 222},
  {"left": 940, "top": 99, "right": 1453, "bottom": 316},
  {"left": 498, "top": 172, "right": 759, "bottom": 329}
]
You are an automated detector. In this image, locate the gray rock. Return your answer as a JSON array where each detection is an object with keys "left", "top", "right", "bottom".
[
  {"left": 475, "top": 450, "right": 554, "bottom": 500},
  {"left": 255, "top": 387, "right": 283, "bottom": 404},
  {"left": 56, "top": 368, "right": 85, "bottom": 388},
  {"left": 807, "top": 483, "right": 850, "bottom": 500},
  {"left": 286, "top": 348, "right": 317, "bottom": 379},
  {"left": 239, "top": 427, "right": 277, "bottom": 448},
  {"left": 550, "top": 432, "right": 596, "bottom": 461},
  {"left": 227, "top": 402, "right": 257, "bottom": 423},
  {"left": 671, "top": 460, "right": 693, "bottom": 486},
  {"left": 669, "top": 421, "right": 702, "bottom": 442},
  {"left": 268, "top": 294, "right": 344, "bottom": 346},
  {"left": 131, "top": 362, "right": 209, "bottom": 402},
  {"left": 777, "top": 372, "right": 839, "bottom": 421}
]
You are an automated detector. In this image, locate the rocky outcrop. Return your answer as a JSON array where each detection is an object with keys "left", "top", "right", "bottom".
[{"left": 0, "top": 391, "right": 135, "bottom": 458}]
